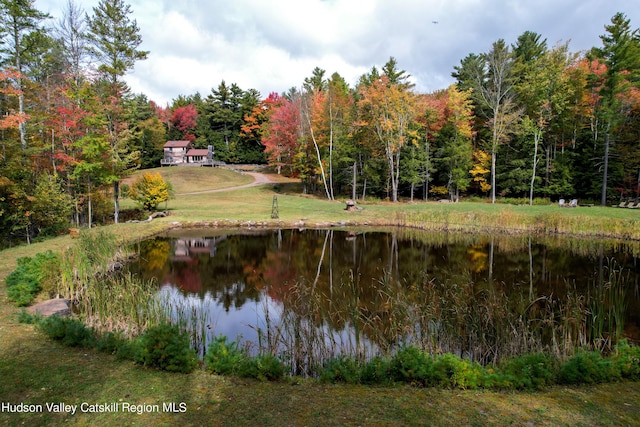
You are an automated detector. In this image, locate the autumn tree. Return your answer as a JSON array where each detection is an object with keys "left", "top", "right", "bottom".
[
  {"left": 130, "top": 171, "right": 173, "bottom": 210},
  {"left": 436, "top": 85, "right": 475, "bottom": 202},
  {"left": 261, "top": 94, "right": 300, "bottom": 175},
  {"left": 171, "top": 104, "right": 198, "bottom": 141},
  {"left": 416, "top": 90, "right": 447, "bottom": 199},
  {"left": 357, "top": 75, "right": 419, "bottom": 202},
  {"left": 324, "top": 73, "right": 354, "bottom": 199},
  {"left": 31, "top": 173, "right": 72, "bottom": 235},
  {"left": 0, "top": 0, "right": 49, "bottom": 150},
  {"left": 240, "top": 91, "right": 280, "bottom": 159},
  {"left": 300, "top": 68, "right": 332, "bottom": 199}
]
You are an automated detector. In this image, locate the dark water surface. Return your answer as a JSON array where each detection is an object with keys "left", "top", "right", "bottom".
[{"left": 129, "top": 228, "right": 640, "bottom": 366}]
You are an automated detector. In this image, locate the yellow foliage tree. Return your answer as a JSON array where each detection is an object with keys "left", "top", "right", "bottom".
[
  {"left": 470, "top": 150, "right": 491, "bottom": 193},
  {"left": 129, "top": 172, "right": 173, "bottom": 210}
]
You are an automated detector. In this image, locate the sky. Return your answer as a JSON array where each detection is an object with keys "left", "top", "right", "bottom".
[{"left": 36, "top": 0, "right": 640, "bottom": 106}]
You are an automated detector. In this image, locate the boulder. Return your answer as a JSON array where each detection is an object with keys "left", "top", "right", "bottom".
[{"left": 27, "top": 299, "right": 71, "bottom": 317}]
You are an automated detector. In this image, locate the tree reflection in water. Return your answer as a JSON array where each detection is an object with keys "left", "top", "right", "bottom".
[{"left": 129, "top": 229, "right": 640, "bottom": 375}]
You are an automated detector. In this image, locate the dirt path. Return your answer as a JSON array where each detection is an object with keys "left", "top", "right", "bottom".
[{"left": 177, "top": 171, "right": 275, "bottom": 196}]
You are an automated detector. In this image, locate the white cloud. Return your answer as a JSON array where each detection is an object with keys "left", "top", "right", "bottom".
[{"left": 36, "top": 0, "right": 640, "bottom": 105}]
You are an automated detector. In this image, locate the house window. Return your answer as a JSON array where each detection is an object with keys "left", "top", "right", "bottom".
[{"left": 169, "top": 147, "right": 173, "bottom": 152}]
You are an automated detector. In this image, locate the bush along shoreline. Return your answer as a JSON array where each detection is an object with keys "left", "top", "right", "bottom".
[{"left": 23, "top": 312, "right": 640, "bottom": 389}]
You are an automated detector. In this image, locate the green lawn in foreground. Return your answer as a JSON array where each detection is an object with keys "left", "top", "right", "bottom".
[{"left": 2, "top": 166, "right": 640, "bottom": 426}]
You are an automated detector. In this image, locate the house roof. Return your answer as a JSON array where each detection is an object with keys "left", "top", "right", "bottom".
[
  {"left": 186, "top": 149, "right": 210, "bottom": 157},
  {"left": 163, "top": 140, "right": 192, "bottom": 148}
]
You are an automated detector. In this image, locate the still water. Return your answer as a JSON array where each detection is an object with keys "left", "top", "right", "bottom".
[{"left": 129, "top": 228, "right": 640, "bottom": 370}]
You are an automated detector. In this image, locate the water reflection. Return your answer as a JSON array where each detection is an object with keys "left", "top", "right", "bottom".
[{"left": 129, "top": 229, "right": 640, "bottom": 371}]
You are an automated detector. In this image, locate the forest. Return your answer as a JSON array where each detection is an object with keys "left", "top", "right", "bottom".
[{"left": 0, "top": 0, "right": 639, "bottom": 245}]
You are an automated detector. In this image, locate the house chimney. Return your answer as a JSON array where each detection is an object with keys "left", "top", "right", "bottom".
[{"left": 207, "top": 145, "right": 213, "bottom": 160}]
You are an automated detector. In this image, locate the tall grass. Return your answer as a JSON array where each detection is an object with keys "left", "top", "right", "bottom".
[
  {"left": 588, "top": 258, "right": 629, "bottom": 352},
  {"left": 54, "top": 230, "right": 167, "bottom": 338},
  {"left": 80, "top": 273, "right": 162, "bottom": 337},
  {"left": 57, "top": 230, "right": 123, "bottom": 301},
  {"left": 153, "top": 286, "right": 215, "bottom": 357}
]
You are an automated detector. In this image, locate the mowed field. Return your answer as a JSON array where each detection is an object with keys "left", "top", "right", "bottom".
[{"left": 2, "top": 166, "right": 640, "bottom": 426}]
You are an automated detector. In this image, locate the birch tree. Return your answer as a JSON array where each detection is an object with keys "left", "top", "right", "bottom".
[
  {"left": 0, "top": 0, "right": 49, "bottom": 150},
  {"left": 472, "top": 39, "right": 521, "bottom": 203},
  {"left": 357, "top": 76, "right": 419, "bottom": 202}
]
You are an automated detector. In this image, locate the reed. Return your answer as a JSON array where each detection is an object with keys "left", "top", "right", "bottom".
[
  {"left": 57, "top": 229, "right": 125, "bottom": 302},
  {"left": 79, "top": 273, "right": 161, "bottom": 338},
  {"left": 236, "top": 258, "right": 636, "bottom": 373},
  {"left": 587, "top": 258, "right": 629, "bottom": 352},
  {"left": 147, "top": 287, "right": 216, "bottom": 357}
]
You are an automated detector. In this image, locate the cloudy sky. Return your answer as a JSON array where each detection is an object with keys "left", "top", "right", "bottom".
[{"left": 37, "top": 0, "right": 639, "bottom": 106}]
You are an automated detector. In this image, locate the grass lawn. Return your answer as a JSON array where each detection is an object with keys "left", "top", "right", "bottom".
[
  {"left": 123, "top": 166, "right": 254, "bottom": 194},
  {"left": 2, "top": 166, "right": 640, "bottom": 426}
]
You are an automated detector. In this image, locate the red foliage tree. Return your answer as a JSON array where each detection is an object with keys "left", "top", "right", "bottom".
[
  {"left": 241, "top": 92, "right": 281, "bottom": 141},
  {"left": 261, "top": 95, "right": 300, "bottom": 175},
  {"left": 170, "top": 104, "right": 198, "bottom": 141}
]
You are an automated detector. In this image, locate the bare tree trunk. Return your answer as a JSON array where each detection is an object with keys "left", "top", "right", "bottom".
[
  {"left": 329, "top": 96, "right": 334, "bottom": 200},
  {"left": 529, "top": 128, "right": 541, "bottom": 206},
  {"left": 352, "top": 161, "right": 357, "bottom": 200},
  {"left": 113, "top": 181, "right": 120, "bottom": 224},
  {"left": 12, "top": 27, "right": 26, "bottom": 151},
  {"left": 601, "top": 126, "right": 611, "bottom": 206},
  {"left": 87, "top": 176, "right": 93, "bottom": 229},
  {"left": 303, "top": 98, "right": 332, "bottom": 200}
]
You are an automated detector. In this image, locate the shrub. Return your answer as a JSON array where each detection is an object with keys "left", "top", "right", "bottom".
[
  {"left": 237, "top": 354, "right": 286, "bottom": 381},
  {"left": 95, "top": 331, "right": 129, "bottom": 355},
  {"left": 499, "top": 353, "right": 558, "bottom": 389},
  {"left": 612, "top": 340, "right": 640, "bottom": 380},
  {"left": 449, "top": 357, "right": 485, "bottom": 390},
  {"left": 115, "top": 341, "right": 139, "bottom": 361},
  {"left": 431, "top": 353, "right": 467, "bottom": 388},
  {"left": 205, "top": 335, "right": 246, "bottom": 375},
  {"left": 134, "top": 323, "right": 198, "bottom": 373},
  {"left": 31, "top": 174, "right": 73, "bottom": 236},
  {"left": 5, "top": 251, "right": 60, "bottom": 306},
  {"left": 320, "top": 355, "right": 360, "bottom": 384},
  {"left": 360, "top": 356, "right": 392, "bottom": 385},
  {"left": 38, "top": 315, "right": 95, "bottom": 347},
  {"left": 558, "top": 350, "right": 620, "bottom": 385},
  {"left": 16, "top": 309, "right": 41, "bottom": 324},
  {"left": 390, "top": 346, "right": 432, "bottom": 386}
]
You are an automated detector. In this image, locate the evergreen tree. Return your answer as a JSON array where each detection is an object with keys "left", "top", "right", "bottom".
[
  {"left": 85, "top": 0, "right": 148, "bottom": 223},
  {"left": 590, "top": 12, "right": 640, "bottom": 205}
]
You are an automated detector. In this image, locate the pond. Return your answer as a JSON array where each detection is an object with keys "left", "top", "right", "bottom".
[{"left": 128, "top": 228, "right": 640, "bottom": 374}]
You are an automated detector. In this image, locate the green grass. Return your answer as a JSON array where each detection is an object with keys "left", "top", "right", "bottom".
[
  {"left": 2, "top": 166, "right": 640, "bottom": 426},
  {"left": 125, "top": 166, "right": 254, "bottom": 195}
]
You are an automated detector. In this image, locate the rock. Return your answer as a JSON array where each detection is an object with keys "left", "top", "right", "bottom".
[
  {"left": 345, "top": 200, "right": 362, "bottom": 211},
  {"left": 27, "top": 299, "right": 71, "bottom": 317}
]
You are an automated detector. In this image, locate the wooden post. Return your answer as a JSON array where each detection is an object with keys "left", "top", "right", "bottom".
[{"left": 271, "top": 196, "right": 279, "bottom": 219}]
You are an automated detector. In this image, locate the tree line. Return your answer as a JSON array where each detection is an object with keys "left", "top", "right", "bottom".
[{"left": 0, "top": 0, "right": 638, "bottom": 245}]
